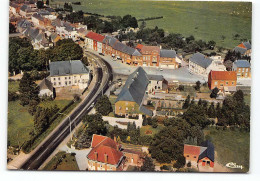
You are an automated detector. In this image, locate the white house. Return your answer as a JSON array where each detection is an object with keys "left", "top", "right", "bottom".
[
  {"left": 49, "top": 60, "right": 90, "bottom": 90},
  {"left": 38, "top": 78, "right": 54, "bottom": 98}
]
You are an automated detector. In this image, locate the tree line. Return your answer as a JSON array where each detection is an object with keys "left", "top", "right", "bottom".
[{"left": 9, "top": 37, "right": 83, "bottom": 74}]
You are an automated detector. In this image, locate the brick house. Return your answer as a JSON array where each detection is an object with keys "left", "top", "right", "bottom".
[
  {"left": 208, "top": 71, "right": 237, "bottom": 93},
  {"left": 87, "top": 134, "right": 125, "bottom": 171},
  {"left": 189, "top": 52, "right": 213, "bottom": 75},
  {"left": 234, "top": 42, "right": 251, "bottom": 57},
  {"left": 121, "top": 149, "right": 143, "bottom": 167},
  {"left": 159, "top": 49, "right": 179, "bottom": 69},
  {"left": 85, "top": 31, "right": 105, "bottom": 53},
  {"left": 184, "top": 140, "right": 215, "bottom": 171},
  {"left": 102, "top": 35, "right": 118, "bottom": 55},
  {"left": 137, "top": 45, "right": 160, "bottom": 66},
  {"left": 232, "top": 60, "right": 251, "bottom": 78}
]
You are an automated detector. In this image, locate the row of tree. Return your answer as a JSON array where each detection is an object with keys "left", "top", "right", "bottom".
[{"left": 9, "top": 37, "right": 83, "bottom": 74}]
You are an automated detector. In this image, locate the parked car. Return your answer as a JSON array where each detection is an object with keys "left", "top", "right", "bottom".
[{"left": 99, "top": 53, "right": 105, "bottom": 56}]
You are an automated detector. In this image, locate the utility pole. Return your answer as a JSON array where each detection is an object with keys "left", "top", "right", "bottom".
[{"left": 58, "top": 113, "right": 72, "bottom": 141}]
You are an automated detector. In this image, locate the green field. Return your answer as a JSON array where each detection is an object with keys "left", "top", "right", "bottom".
[
  {"left": 43, "top": 151, "right": 79, "bottom": 171},
  {"left": 8, "top": 80, "right": 20, "bottom": 92},
  {"left": 8, "top": 101, "right": 34, "bottom": 148},
  {"left": 51, "top": 0, "right": 251, "bottom": 48},
  {"left": 204, "top": 127, "right": 250, "bottom": 172}
]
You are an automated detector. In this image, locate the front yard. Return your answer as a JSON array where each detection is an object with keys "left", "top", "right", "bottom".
[
  {"left": 43, "top": 151, "right": 79, "bottom": 171},
  {"left": 140, "top": 124, "right": 164, "bottom": 137}
]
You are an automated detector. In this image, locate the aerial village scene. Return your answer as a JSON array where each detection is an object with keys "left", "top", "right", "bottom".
[{"left": 7, "top": 0, "right": 251, "bottom": 172}]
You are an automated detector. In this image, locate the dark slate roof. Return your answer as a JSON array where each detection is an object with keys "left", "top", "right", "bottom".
[
  {"left": 189, "top": 52, "right": 212, "bottom": 69},
  {"left": 147, "top": 74, "right": 164, "bottom": 81},
  {"left": 113, "top": 41, "right": 142, "bottom": 56},
  {"left": 140, "top": 105, "right": 153, "bottom": 117},
  {"left": 234, "top": 47, "right": 247, "bottom": 55},
  {"left": 20, "top": 5, "right": 28, "bottom": 12},
  {"left": 46, "top": 8, "right": 56, "bottom": 12},
  {"left": 32, "top": 13, "right": 44, "bottom": 21},
  {"left": 35, "top": 33, "right": 43, "bottom": 42},
  {"left": 39, "top": 78, "right": 53, "bottom": 91},
  {"left": 234, "top": 60, "right": 250, "bottom": 68},
  {"left": 24, "top": 27, "right": 40, "bottom": 40},
  {"left": 17, "top": 19, "right": 32, "bottom": 29},
  {"left": 50, "top": 33, "right": 59, "bottom": 41},
  {"left": 199, "top": 140, "right": 214, "bottom": 162},
  {"left": 50, "top": 60, "right": 89, "bottom": 76},
  {"left": 38, "top": 10, "right": 51, "bottom": 16},
  {"left": 103, "top": 36, "right": 118, "bottom": 46},
  {"left": 116, "top": 67, "right": 149, "bottom": 106},
  {"left": 63, "top": 22, "right": 74, "bottom": 32},
  {"left": 243, "top": 42, "right": 251, "bottom": 50},
  {"left": 160, "top": 49, "right": 177, "bottom": 58}
]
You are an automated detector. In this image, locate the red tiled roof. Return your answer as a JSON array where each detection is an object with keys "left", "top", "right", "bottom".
[
  {"left": 91, "top": 134, "right": 107, "bottom": 148},
  {"left": 210, "top": 71, "right": 237, "bottom": 81},
  {"left": 87, "top": 135, "right": 123, "bottom": 166},
  {"left": 136, "top": 44, "right": 144, "bottom": 50},
  {"left": 237, "top": 43, "right": 246, "bottom": 49},
  {"left": 86, "top": 31, "right": 105, "bottom": 42},
  {"left": 184, "top": 144, "right": 200, "bottom": 156}
]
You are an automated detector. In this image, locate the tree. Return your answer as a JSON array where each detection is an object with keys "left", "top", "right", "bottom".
[
  {"left": 194, "top": 81, "right": 201, "bottom": 91},
  {"left": 83, "top": 114, "right": 108, "bottom": 136},
  {"left": 141, "top": 156, "right": 155, "bottom": 171},
  {"left": 174, "top": 156, "right": 186, "bottom": 169},
  {"left": 9, "top": 23, "right": 16, "bottom": 33},
  {"left": 207, "top": 40, "right": 216, "bottom": 49},
  {"left": 122, "top": 15, "right": 138, "bottom": 28},
  {"left": 210, "top": 87, "right": 219, "bottom": 98},
  {"left": 19, "top": 72, "right": 39, "bottom": 106},
  {"left": 37, "top": 1, "right": 44, "bottom": 9},
  {"left": 95, "top": 95, "right": 112, "bottom": 116},
  {"left": 178, "top": 85, "right": 184, "bottom": 91},
  {"left": 207, "top": 102, "right": 216, "bottom": 118},
  {"left": 182, "top": 95, "right": 190, "bottom": 109},
  {"left": 57, "top": 14, "right": 63, "bottom": 20}
]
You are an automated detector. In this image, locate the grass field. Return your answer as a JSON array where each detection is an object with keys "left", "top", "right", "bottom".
[
  {"left": 51, "top": 0, "right": 251, "bottom": 48},
  {"left": 204, "top": 127, "right": 249, "bottom": 172},
  {"left": 43, "top": 151, "right": 79, "bottom": 171},
  {"left": 140, "top": 124, "right": 164, "bottom": 137},
  {"left": 8, "top": 80, "right": 20, "bottom": 92},
  {"left": 8, "top": 101, "right": 34, "bottom": 148}
]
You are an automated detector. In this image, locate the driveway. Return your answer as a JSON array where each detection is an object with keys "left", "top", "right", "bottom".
[{"left": 59, "top": 145, "right": 91, "bottom": 171}]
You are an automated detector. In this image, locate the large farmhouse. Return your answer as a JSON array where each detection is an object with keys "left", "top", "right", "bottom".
[{"left": 49, "top": 60, "right": 90, "bottom": 90}]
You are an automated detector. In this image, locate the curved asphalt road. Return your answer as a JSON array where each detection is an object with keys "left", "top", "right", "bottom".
[{"left": 20, "top": 54, "right": 113, "bottom": 170}]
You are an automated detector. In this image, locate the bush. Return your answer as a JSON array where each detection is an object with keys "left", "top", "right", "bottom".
[{"left": 160, "top": 165, "right": 170, "bottom": 170}]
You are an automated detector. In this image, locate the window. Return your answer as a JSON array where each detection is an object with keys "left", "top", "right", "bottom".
[
  {"left": 220, "top": 84, "right": 223, "bottom": 86},
  {"left": 58, "top": 77, "right": 60, "bottom": 80},
  {"left": 75, "top": 80, "right": 77, "bottom": 83},
  {"left": 187, "top": 155, "right": 189, "bottom": 157},
  {"left": 232, "top": 81, "right": 234, "bottom": 85},
  {"left": 59, "top": 82, "right": 61, "bottom": 85},
  {"left": 194, "top": 156, "right": 196, "bottom": 158},
  {"left": 246, "top": 68, "right": 248, "bottom": 72},
  {"left": 119, "top": 107, "right": 122, "bottom": 110},
  {"left": 54, "top": 82, "right": 56, "bottom": 86},
  {"left": 69, "top": 81, "right": 71, "bottom": 84},
  {"left": 158, "top": 86, "right": 161, "bottom": 89},
  {"left": 214, "top": 81, "right": 218, "bottom": 85},
  {"left": 238, "top": 69, "right": 241, "bottom": 72},
  {"left": 126, "top": 107, "right": 128, "bottom": 111},
  {"left": 69, "top": 77, "right": 71, "bottom": 79},
  {"left": 53, "top": 78, "right": 56, "bottom": 81},
  {"left": 65, "top": 81, "right": 67, "bottom": 85},
  {"left": 65, "top": 77, "right": 67, "bottom": 80},
  {"left": 226, "top": 81, "right": 228, "bottom": 85}
]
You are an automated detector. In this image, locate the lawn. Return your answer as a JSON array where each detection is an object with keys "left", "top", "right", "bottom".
[
  {"left": 43, "top": 151, "right": 79, "bottom": 171},
  {"left": 204, "top": 127, "right": 250, "bottom": 172},
  {"left": 8, "top": 98, "right": 79, "bottom": 150},
  {"left": 8, "top": 80, "right": 20, "bottom": 92},
  {"left": 244, "top": 94, "right": 251, "bottom": 106},
  {"left": 51, "top": 0, "right": 251, "bottom": 48},
  {"left": 140, "top": 124, "right": 164, "bottom": 137},
  {"left": 8, "top": 101, "right": 34, "bottom": 147}
]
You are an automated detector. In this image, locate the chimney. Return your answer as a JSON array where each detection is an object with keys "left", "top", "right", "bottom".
[
  {"left": 94, "top": 151, "right": 98, "bottom": 160},
  {"left": 104, "top": 153, "right": 108, "bottom": 163}
]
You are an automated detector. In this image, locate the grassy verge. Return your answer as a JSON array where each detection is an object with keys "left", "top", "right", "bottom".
[
  {"left": 140, "top": 124, "right": 164, "bottom": 137},
  {"left": 43, "top": 151, "right": 79, "bottom": 171},
  {"left": 204, "top": 127, "right": 249, "bottom": 172}
]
